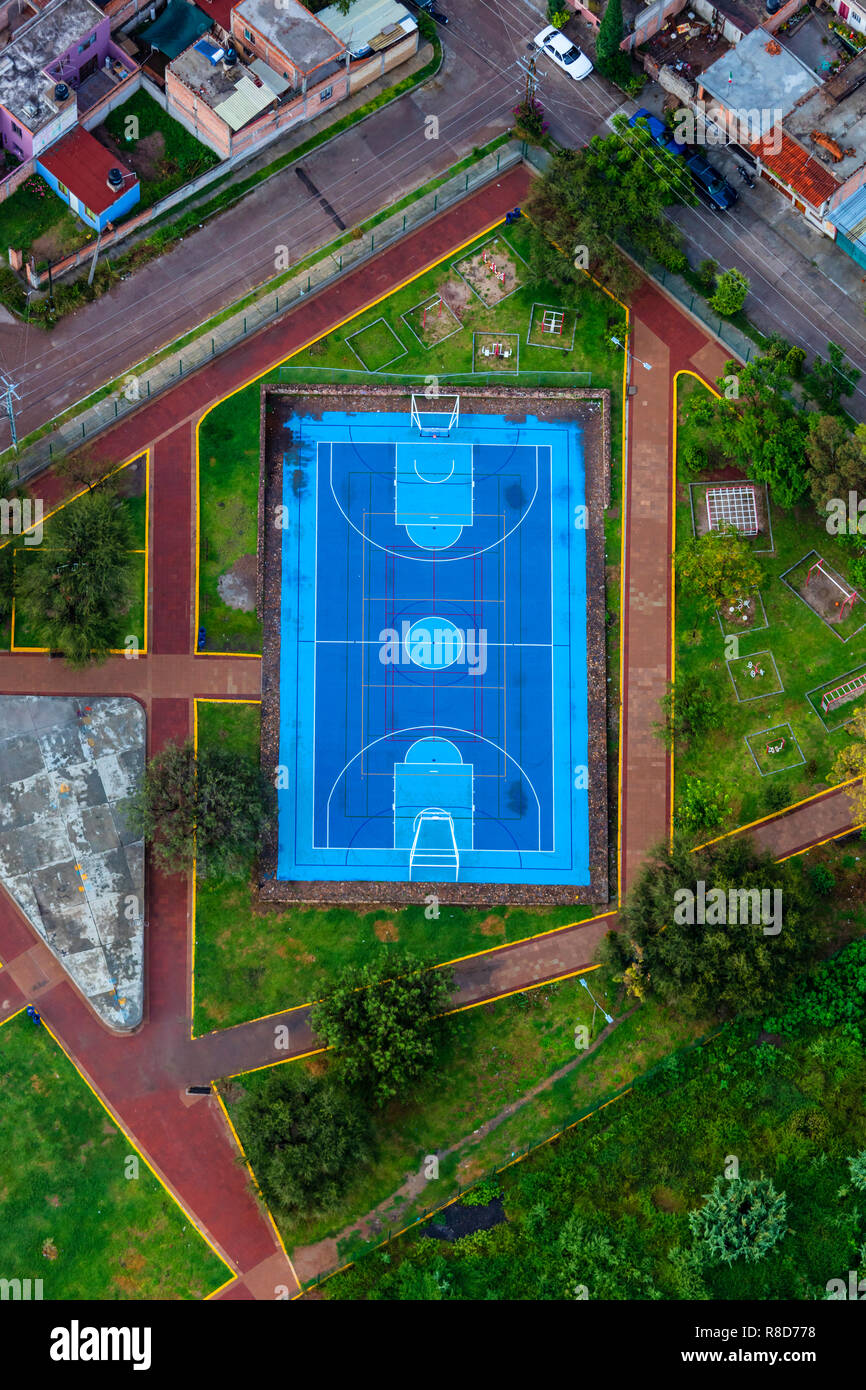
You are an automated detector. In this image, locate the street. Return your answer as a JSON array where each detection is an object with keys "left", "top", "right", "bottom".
[{"left": 0, "top": 0, "right": 864, "bottom": 442}]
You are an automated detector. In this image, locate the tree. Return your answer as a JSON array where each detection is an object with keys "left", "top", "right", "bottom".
[
  {"left": 830, "top": 705, "right": 866, "bottom": 827},
  {"left": 677, "top": 526, "right": 762, "bottom": 618},
  {"left": 311, "top": 952, "right": 455, "bottom": 1105},
  {"left": 604, "top": 836, "right": 824, "bottom": 1020},
  {"left": 524, "top": 119, "right": 692, "bottom": 299},
  {"left": 804, "top": 413, "right": 866, "bottom": 514},
  {"left": 513, "top": 96, "right": 547, "bottom": 142},
  {"left": 655, "top": 675, "right": 723, "bottom": 749},
  {"left": 804, "top": 341, "right": 862, "bottom": 414},
  {"left": 15, "top": 487, "right": 134, "bottom": 667},
  {"left": 699, "top": 355, "right": 810, "bottom": 506},
  {"left": 238, "top": 1069, "right": 372, "bottom": 1216},
  {"left": 0, "top": 457, "right": 20, "bottom": 626},
  {"left": 130, "top": 738, "right": 271, "bottom": 878},
  {"left": 53, "top": 445, "right": 113, "bottom": 494},
  {"left": 710, "top": 267, "right": 749, "bottom": 317},
  {"left": 595, "top": 0, "right": 630, "bottom": 85},
  {"left": 689, "top": 1175, "right": 787, "bottom": 1265}
]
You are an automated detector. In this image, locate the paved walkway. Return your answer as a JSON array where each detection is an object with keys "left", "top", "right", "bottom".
[{"left": 0, "top": 166, "right": 860, "bottom": 1299}]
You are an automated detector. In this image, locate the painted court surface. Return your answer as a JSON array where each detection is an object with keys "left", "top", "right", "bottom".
[{"left": 277, "top": 403, "right": 590, "bottom": 886}]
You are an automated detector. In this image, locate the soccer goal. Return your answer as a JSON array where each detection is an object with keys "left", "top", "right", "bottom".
[
  {"left": 410, "top": 392, "right": 460, "bottom": 436},
  {"left": 706, "top": 485, "right": 759, "bottom": 536}
]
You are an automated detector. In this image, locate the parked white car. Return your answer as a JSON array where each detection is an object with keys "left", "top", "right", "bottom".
[{"left": 534, "top": 25, "right": 593, "bottom": 80}]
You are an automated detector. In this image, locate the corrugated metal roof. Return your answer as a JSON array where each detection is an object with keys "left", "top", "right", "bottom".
[
  {"left": 749, "top": 128, "right": 839, "bottom": 210},
  {"left": 214, "top": 75, "right": 274, "bottom": 131},
  {"left": 829, "top": 183, "right": 866, "bottom": 244},
  {"left": 250, "top": 57, "right": 290, "bottom": 94},
  {"left": 316, "top": 0, "right": 413, "bottom": 52}
]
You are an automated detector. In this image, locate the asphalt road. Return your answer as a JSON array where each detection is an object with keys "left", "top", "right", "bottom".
[{"left": 0, "top": 0, "right": 863, "bottom": 442}]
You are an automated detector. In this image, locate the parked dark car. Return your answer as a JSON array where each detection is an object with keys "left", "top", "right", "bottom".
[
  {"left": 685, "top": 151, "right": 739, "bottom": 211},
  {"left": 407, "top": 0, "right": 449, "bottom": 23},
  {"left": 627, "top": 107, "right": 687, "bottom": 160}
]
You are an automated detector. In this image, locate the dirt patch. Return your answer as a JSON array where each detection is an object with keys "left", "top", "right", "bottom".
[
  {"left": 478, "top": 914, "right": 506, "bottom": 937},
  {"left": 95, "top": 126, "right": 165, "bottom": 182},
  {"left": 439, "top": 276, "right": 473, "bottom": 319},
  {"left": 42, "top": 1239, "right": 58, "bottom": 1261},
  {"left": 374, "top": 918, "right": 398, "bottom": 941},
  {"left": 30, "top": 1073, "right": 43, "bottom": 1092},
  {"left": 218, "top": 553, "right": 257, "bottom": 611},
  {"left": 454, "top": 237, "right": 525, "bottom": 306},
  {"left": 31, "top": 221, "right": 85, "bottom": 263},
  {"left": 651, "top": 1185, "right": 685, "bottom": 1213}
]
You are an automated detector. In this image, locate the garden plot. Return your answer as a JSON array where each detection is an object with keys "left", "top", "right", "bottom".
[
  {"left": 688, "top": 480, "right": 774, "bottom": 553},
  {"left": 346, "top": 318, "right": 407, "bottom": 372},
  {"left": 726, "top": 650, "right": 784, "bottom": 702},
  {"left": 401, "top": 293, "right": 463, "bottom": 349},
  {"left": 780, "top": 550, "right": 866, "bottom": 642},
  {"left": 744, "top": 722, "right": 805, "bottom": 776},
  {"left": 453, "top": 236, "right": 526, "bottom": 306},
  {"left": 716, "top": 590, "right": 768, "bottom": 636},
  {"left": 527, "top": 303, "right": 578, "bottom": 350}
]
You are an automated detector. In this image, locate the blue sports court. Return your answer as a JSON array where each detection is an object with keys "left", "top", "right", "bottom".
[{"left": 277, "top": 398, "right": 590, "bottom": 885}]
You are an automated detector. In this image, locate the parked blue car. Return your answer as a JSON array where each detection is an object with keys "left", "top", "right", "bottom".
[{"left": 627, "top": 107, "right": 687, "bottom": 160}]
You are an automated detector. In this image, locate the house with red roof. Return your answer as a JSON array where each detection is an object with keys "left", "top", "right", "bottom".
[{"left": 35, "top": 122, "right": 138, "bottom": 228}]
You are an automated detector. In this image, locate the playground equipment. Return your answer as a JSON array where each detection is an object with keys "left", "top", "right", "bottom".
[
  {"left": 422, "top": 297, "right": 444, "bottom": 329},
  {"left": 821, "top": 671, "right": 866, "bottom": 712},
  {"left": 706, "top": 484, "right": 759, "bottom": 536},
  {"left": 541, "top": 309, "right": 565, "bottom": 335},
  {"left": 746, "top": 659, "right": 765, "bottom": 679},
  {"left": 766, "top": 737, "right": 786, "bottom": 754},
  {"left": 807, "top": 558, "right": 858, "bottom": 621}
]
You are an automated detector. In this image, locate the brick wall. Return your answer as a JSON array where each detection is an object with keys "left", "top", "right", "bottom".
[{"left": 348, "top": 31, "right": 418, "bottom": 95}]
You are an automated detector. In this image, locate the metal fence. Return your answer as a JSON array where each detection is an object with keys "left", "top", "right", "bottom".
[
  {"left": 11, "top": 142, "right": 526, "bottom": 481},
  {"left": 276, "top": 367, "right": 592, "bottom": 387}
]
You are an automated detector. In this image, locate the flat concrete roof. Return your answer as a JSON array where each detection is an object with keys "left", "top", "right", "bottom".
[
  {"left": 0, "top": 0, "right": 104, "bottom": 130},
  {"left": 234, "top": 0, "right": 344, "bottom": 74},
  {"left": 170, "top": 41, "right": 248, "bottom": 107},
  {"left": 785, "top": 66, "right": 866, "bottom": 183},
  {"left": 0, "top": 695, "right": 145, "bottom": 1032},
  {"left": 700, "top": 26, "right": 820, "bottom": 132}
]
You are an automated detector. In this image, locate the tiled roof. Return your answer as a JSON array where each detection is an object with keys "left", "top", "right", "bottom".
[
  {"left": 39, "top": 127, "right": 136, "bottom": 216},
  {"left": 749, "top": 128, "right": 839, "bottom": 209}
]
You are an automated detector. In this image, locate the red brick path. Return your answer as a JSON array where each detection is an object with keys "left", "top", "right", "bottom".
[{"left": 0, "top": 168, "right": 859, "bottom": 1299}]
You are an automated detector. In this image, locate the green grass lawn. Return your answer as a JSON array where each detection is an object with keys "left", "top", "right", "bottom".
[
  {"left": 196, "top": 219, "right": 626, "bottom": 652},
  {"left": 221, "top": 969, "right": 709, "bottom": 1268},
  {"left": 0, "top": 174, "right": 87, "bottom": 264},
  {"left": 102, "top": 90, "right": 219, "bottom": 209},
  {"left": 674, "top": 376, "right": 866, "bottom": 834},
  {"left": 192, "top": 700, "right": 601, "bottom": 1031},
  {"left": 0, "top": 1013, "right": 228, "bottom": 1299},
  {"left": 320, "top": 944, "right": 866, "bottom": 1300}
]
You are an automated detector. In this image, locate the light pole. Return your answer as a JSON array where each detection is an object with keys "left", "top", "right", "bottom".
[{"left": 610, "top": 334, "right": 652, "bottom": 373}]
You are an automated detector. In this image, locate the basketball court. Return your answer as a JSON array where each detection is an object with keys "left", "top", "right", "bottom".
[{"left": 275, "top": 394, "right": 592, "bottom": 887}]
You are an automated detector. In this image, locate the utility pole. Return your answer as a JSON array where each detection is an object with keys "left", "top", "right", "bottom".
[
  {"left": 517, "top": 50, "right": 540, "bottom": 106},
  {"left": 0, "top": 374, "right": 21, "bottom": 452},
  {"left": 87, "top": 228, "right": 103, "bottom": 287}
]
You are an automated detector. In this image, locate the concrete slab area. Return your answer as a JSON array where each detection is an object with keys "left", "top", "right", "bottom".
[{"left": 0, "top": 696, "right": 145, "bottom": 1031}]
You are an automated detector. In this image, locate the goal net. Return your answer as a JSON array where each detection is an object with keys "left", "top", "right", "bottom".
[{"left": 410, "top": 392, "right": 460, "bottom": 436}]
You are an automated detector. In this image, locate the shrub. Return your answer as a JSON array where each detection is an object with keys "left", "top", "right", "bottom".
[
  {"left": 462, "top": 1179, "right": 501, "bottom": 1207},
  {"left": 689, "top": 1175, "right": 787, "bottom": 1265},
  {"left": 808, "top": 863, "right": 836, "bottom": 896},
  {"left": 679, "top": 775, "right": 730, "bottom": 831}
]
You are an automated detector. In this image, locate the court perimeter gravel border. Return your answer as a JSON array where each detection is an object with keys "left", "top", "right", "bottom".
[{"left": 255, "top": 383, "right": 610, "bottom": 908}]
